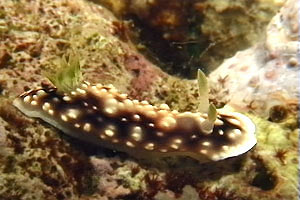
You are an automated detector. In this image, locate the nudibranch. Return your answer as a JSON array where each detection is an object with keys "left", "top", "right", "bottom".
[{"left": 13, "top": 82, "right": 256, "bottom": 162}]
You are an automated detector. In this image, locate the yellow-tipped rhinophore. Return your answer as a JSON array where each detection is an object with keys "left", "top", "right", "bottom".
[
  {"left": 197, "top": 69, "right": 218, "bottom": 134},
  {"left": 197, "top": 69, "right": 209, "bottom": 113}
]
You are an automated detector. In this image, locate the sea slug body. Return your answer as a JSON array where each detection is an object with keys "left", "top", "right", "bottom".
[{"left": 13, "top": 82, "right": 256, "bottom": 162}]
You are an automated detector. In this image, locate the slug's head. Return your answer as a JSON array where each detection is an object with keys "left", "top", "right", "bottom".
[{"left": 192, "top": 69, "right": 256, "bottom": 161}]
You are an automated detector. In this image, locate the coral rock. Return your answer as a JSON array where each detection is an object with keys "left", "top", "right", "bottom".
[{"left": 209, "top": 0, "right": 299, "bottom": 117}]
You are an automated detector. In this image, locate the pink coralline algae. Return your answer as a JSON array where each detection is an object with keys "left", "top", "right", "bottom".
[{"left": 208, "top": 0, "right": 299, "bottom": 117}]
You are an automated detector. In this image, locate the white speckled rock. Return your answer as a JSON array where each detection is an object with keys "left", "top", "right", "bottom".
[{"left": 209, "top": 0, "right": 299, "bottom": 117}]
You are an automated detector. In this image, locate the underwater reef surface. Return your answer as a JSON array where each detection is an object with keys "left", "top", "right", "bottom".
[
  {"left": 94, "top": 0, "right": 283, "bottom": 78},
  {"left": 0, "top": 0, "right": 298, "bottom": 200},
  {"left": 208, "top": 0, "right": 299, "bottom": 118}
]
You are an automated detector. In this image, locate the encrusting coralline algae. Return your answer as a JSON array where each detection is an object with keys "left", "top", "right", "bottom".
[{"left": 209, "top": 0, "right": 299, "bottom": 118}]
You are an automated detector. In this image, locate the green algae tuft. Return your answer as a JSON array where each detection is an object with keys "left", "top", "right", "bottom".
[{"left": 45, "top": 52, "right": 83, "bottom": 93}]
